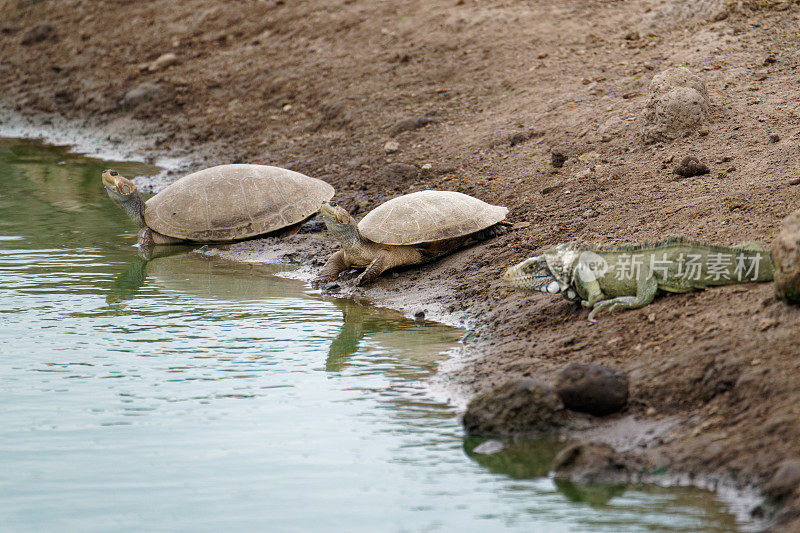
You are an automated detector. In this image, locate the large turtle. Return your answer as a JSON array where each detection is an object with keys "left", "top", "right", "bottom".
[
  {"left": 314, "top": 190, "right": 509, "bottom": 286},
  {"left": 102, "top": 164, "right": 334, "bottom": 246}
]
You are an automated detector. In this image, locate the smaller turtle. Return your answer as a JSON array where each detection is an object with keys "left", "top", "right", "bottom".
[
  {"left": 102, "top": 164, "right": 334, "bottom": 247},
  {"left": 315, "top": 190, "right": 510, "bottom": 286}
]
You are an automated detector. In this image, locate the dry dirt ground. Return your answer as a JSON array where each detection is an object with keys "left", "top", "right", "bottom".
[{"left": 2, "top": 0, "right": 800, "bottom": 528}]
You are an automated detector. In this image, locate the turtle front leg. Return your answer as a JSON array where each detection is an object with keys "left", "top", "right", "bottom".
[
  {"left": 138, "top": 227, "right": 183, "bottom": 247},
  {"left": 355, "top": 255, "right": 386, "bottom": 286},
  {"left": 314, "top": 250, "right": 349, "bottom": 287}
]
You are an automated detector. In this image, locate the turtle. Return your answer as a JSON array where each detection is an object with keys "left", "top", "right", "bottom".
[
  {"left": 101, "top": 164, "right": 334, "bottom": 247},
  {"left": 314, "top": 190, "right": 510, "bottom": 287}
]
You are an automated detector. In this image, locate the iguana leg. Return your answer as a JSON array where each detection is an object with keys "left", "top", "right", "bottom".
[
  {"left": 587, "top": 269, "right": 658, "bottom": 322},
  {"left": 314, "top": 250, "right": 348, "bottom": 286},
  {"left": 575, "top": 278, "right": 606, "bottom": 309},
  {"left": 355, "top": 255, "right": 386, "bottom": 286}
]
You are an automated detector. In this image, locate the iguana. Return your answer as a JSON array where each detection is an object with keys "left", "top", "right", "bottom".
[{"left": 502, "top": 238, "right": 774, "bottom": 322}]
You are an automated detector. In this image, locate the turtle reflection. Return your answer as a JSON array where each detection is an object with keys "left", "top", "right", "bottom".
[
  {"left": 106, "top": 250, "right": 307, "bottom": 305},
  {"left": 325, "top": 298, "right": 461, "bottom": 376}
]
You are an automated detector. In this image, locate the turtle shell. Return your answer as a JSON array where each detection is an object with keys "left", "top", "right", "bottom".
[
  {"left": 143, "top": 164, "right": 334, "bottom": 241},
  {"left": 358, "top": 190, "right": 508, "bottom": 245}
]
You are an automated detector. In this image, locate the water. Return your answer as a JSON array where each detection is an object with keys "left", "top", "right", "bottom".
[{"left": 0, "top": 138, "right": 748, "bottom": 531}]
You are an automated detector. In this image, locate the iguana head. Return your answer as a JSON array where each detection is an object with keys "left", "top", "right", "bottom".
[
  {"left": 502, "top": 243, "right": 582, "bottom": 301},
  {"left": 502, "top": 255, "right": 564, "bottom": 294}
]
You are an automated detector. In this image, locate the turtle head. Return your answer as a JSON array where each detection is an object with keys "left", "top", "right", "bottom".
[
  {"left": 502, "top": 255, "right": 564, "bottom": 295},
  {"left": 319, "top": 200, "right": 360, "bottom": 249},
  {"left": 102, "top": 169, "right": 146, "bottom": 228}
]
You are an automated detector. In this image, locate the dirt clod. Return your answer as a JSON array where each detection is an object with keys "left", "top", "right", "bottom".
[
  {"left": 20, "top": 23, "right": 55, "bottom": 45},
  {"left": 390, "top": 116, "right": 433, "bottom": 136},
  {"left": 642, "top": 67, "right": 709, "bottom": 142},
  {"left": 673, "top": 156, "right": 710, "bottom": 178},
  {"left": 384, "top": 163, "right": 419, "bottom": 181},
  {"left": 551, "top": 149, "right": 567, "bottom": 168}
]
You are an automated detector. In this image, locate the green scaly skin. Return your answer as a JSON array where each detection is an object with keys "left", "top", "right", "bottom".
[{"left": 502, "top": 238, "right": 774, "bottom": 322}]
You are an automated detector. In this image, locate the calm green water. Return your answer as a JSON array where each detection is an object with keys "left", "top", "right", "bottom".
[{"left": 0, "top": 138, "right": 748, "bottom": 531}]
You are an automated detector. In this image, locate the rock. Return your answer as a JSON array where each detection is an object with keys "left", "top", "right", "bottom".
[
  {"left": 769, "top": 133, "right": 781, "bottom": 144},
  {"left": 20, "top": 23, "right": 55, "bottom": 45},
  {"left": 384, "top": 163, "right": 419, "bottom": 180},
  {"left": 552, "top": 442, "right": 629, "bottom": 484},
  {"left": 673, "top": 156, "right": 710, "bottom": 178},
  {"left": 462, "top": 378, "right": 564, "bottom": 436},
  {"left": 642, "top": 67, "right": 709, "bottom": 141},
  {"left": 551, "top": 149, "right": 567, "bottom": 168},
  {"left": 772, "top": 209, "right": 800, "bottom": 303},
  {"left": 122, "top": 82, "right": 167, "bottom": 108},
  {"left": 147, "top": 52, "right": 178, "bottom": 72},
  {"left": 789, "top": 178, "right": 800, "bottom": 186},
  {"left": 390, "top": 116, "right": 433, "bottom": 136},
  {"left": 471, "top": 440, "right": 505, "bottom": 455},
  {"left": 764, "top": 459, "right": 800, "bottom": 500},
  {"left": 413, "top": 309, "right": 426, "bottom": 320},
  {"left": 384, "top": 140, "right": 400, "bottom": 153},
  {"left": 555, "top": 363, "right": 628, "bottom": 416}
]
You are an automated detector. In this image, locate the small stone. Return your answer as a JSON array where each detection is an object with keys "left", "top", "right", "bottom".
[
  {"left": 646, "top": 407, "right": 657, "bottom": 416},
  {"left": 390, "top": 116, "right": 433, "bottom": 136},
  {"left": 321, "top": 282, "right": 340, "bottom": 292},
  {"left": 147, "top": 52, "right": 178, "bottom": 72},
  {"left": 763, "top": 459, "right": 800, "bottom": 499},
  {"left": 472, "top": 440, "right": 505, "bottom": 455},
  {"left": 575, "top": 169, "right": 591, "bottom": 180},
  {"left": 768, "top": 133, "right": 780, "bottom": 144},
  {"left": 673, "top": 156, "right": 710, "bottom": 178},
  {"left": 551, "top": 149, "right": 567, "bottom": 168},
  {"left": 421, "top": 163, "right": 432, "bottom": 170},
  {"left": 384, "top": 140, "right": 400, "bottom": 153},
  {"left": 282, "top": 104, "right": 293, "bottom": 112},
  {"left": 555, "top": 362, "right": 629, "bottom": 416},
  {"left": 772, "top": 209, "right": 800, "bottom": 303},
  {"left": 413, "top": 309, "right": 426, "bottom": 320},
  {"left": 462, "top": 379, "right": 564, "bottom": 436},
  {"left": 789, "top": 178, "right": 800, "bottom": 186},
  {"left": 20, "top": 23, "right": 55, "bottom": 45}
]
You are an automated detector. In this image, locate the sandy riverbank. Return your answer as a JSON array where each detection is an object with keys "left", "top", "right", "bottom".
[{"left": 3, "top": 0, "right": 800, "bottom": 528}]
